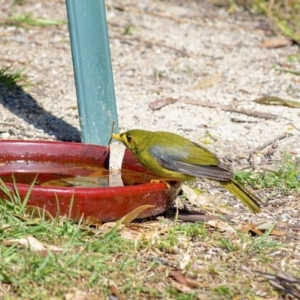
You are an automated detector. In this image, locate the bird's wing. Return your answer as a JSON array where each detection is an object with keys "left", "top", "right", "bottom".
[{"left": 149, "top": 144, "right": 232, "bottom": 180}]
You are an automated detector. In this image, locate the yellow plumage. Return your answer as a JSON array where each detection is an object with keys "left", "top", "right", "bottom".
[{"left": 112, "top": 129, "right": 261, "bottom": 213}]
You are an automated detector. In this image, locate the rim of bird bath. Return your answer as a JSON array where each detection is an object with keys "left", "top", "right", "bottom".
[{"left": 0, "top": 140, "right": 180, "bottom": 222}]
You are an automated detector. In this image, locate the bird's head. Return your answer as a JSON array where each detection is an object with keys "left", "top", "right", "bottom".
[{"left": 112, "top": 130, "right": 149, "bottom": 154}]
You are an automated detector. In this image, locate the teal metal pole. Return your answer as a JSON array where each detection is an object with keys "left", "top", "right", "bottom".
[{"left": 66, "top": 0, "right": 119, "bottom": 145}]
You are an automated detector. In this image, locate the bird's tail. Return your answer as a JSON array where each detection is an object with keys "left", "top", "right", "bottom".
[{"left": 219, "top": 179, "right": 261, "bottom": 213}]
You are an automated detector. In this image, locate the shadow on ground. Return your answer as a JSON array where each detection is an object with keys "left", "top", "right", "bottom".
[{"left": 0, "top": 86, "right": 81, "bottom": 142}]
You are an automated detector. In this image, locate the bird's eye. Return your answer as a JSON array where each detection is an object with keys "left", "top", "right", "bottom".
[{"left": 126, "top": 134, "right": 132, "bottom": 143}]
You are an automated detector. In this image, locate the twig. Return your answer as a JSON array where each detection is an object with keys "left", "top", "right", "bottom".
[
  {"left": 250, "top": 133, "right": 289, "bottom": 155},
  {"left": 146, "top": 256, "right": 176, "bottom": 267},
  {"left": 256, "top": 265, "right": 300, "bottom": 299},
  {"left": 110, "top": 35, "right": 191, "bottom": 57},
  {"left": 163, "top": 212, "right": 233, "bottom": 222},
  {"left": 275, "top": 68, "right": 300, "bottom": 76},
  {"left": 112, "top": 4, "right": 199, "bottom": 25},
  {"left": 248, "top": 133, "right": 290, "bottom": 167},
  {"left": 180, "top": 99, "right": 279, "bottom": 120}
]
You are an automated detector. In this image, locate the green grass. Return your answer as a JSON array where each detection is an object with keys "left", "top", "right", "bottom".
[
  {"left": 0, "top": 66, "right": 27, "bottom": 95},
  {"left": 175, "top": 222, "right": 207, "bottom": 239},
  {"left": 239, "top": 0, "right": 300, "bottom": 44},
  {"left": 5, "top": 14, "right": 66, "bottom": 28},
  {"left": 0, "top": 178, "right": 137, "bottom": 299},
  {"left": 0, "top": 154, "right": 299, "bottom": 299},
  {"left": 0, "top": 185, "right": 136, "bottom": 299},
  {"left": 153, "top": 68, "right": 166, "bottom": 80},
  {"left": 235, "top": 152, "right": 300, "bottom": 196},
  {"left": 0, "top": 231, "right": 136, "bottom": 298},
  {"left": 0, "top": 181, "right": 296, "bottom": 299},
  {"left": 12, "top": 0, "right": 27, "bottom": 5},
  {"left": 122, "top": 24, "right": 135, "bottom": 36}
]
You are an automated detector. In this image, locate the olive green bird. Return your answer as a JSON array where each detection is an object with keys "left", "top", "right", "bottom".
[{"left": 112, "top": 129, "right": 261, "bottom": 213}]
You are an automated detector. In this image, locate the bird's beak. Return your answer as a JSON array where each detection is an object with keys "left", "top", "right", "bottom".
[{"left": 111, "top": 133, "right": 122, "bottom": 142}]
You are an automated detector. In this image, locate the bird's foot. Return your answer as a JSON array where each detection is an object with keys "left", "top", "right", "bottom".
[{"left": 150, "top": 179, "right": 171, "bottom": 189}]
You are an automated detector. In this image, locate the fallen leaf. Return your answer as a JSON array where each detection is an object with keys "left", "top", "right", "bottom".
[
  {"left": 180, "top": 253, "right": 191, "bottom": 270},
  {"left": 181, "top": 185, "right": 227, "bottom": 212},
  {"left": 186, "top": 277, "right": 209, "bottom": 288},
  {"left": 99, "top": 222, "right": 125, "bottom": 231},
  {"left": 169, "top": 270, "right": 189, "bottom": 286},
  {"left": 171, "top": 280, "right": 195, "bottom": 294},
  {"left": 91, "top": 221, "right": 125, "bottom": 237},
  {"left": 121, "top": 205, "right": 154, "bottom": 225},
  {"left": 3, "top": 236, "right": 63, "bottom": 252},
  {"left": 190, "top": 73, "right": 222, "bottom": 90},
  {"left": 120, "top": 227, "right": 142, "bottom": 240},
  {"left": 240, "top": 223, "right": 264, "bottom": 235},
  {"left": 41, "top": 178, "right": 70, "bottom": 187},
  {"left": 110, "top": 284, "right": 125, "bottom": 300},
  {"left": 149, "top": 97, "right": 177, "bottom": 110},
  {"left": 261, "top": 37, "right": 291, "bottom": 48},
  {"left": 61, "top": 176, "right": 108, "bottom": 187},
  {"left": 206, "top": 219, "right": 236, "bottom": 232},
  {"left": 1, "top": 224, "right": 12, "bottom": 231},
  {"left": 239, "top": 222, "right": 286, "bottom": 236},
  {"left": 24, "top": 206, "right": 53, "bottom": 220},
  {"left": 65, "top": 288, "right": 102, "bottom": 300},
  {"left": 254, "top": 96, "right": 300, "bottom": 108},
  {"left": 268, "top": 229, "right": 286, "bottom": 236},
  {"left": 208, "top": 0, "right": 231, "bottom": 7},
  {"left": 256, "top": 222, "right": 286, "bottom": 236},
  {"left": 121, "top": 221, "right": 169, "bottom": 241},
  {"left": 170, "top": 269, "right": 209, "bottom": 288},
  {"left": 83, "top": 216, "right": 102, "bottom": 227}
]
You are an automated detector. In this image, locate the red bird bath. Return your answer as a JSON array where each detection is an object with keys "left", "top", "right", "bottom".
[{"left": 0, "top": 141, "right": 179, "bottom": 222}]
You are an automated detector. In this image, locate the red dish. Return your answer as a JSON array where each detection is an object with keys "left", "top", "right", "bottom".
[{"left": 0, "top": 141, "right": 179, "bottom": 222}]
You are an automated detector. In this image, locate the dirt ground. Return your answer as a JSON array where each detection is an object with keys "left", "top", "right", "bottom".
[
  {"left": 0, "top": 0, "right": 300, "bottom": 298},
  {"left": 1, "top": 0, "right": 300, "bottom": 219}
]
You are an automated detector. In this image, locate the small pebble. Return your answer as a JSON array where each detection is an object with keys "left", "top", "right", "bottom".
[{"left": 1, "top": 132, "right": 10, "bottom": 139}]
